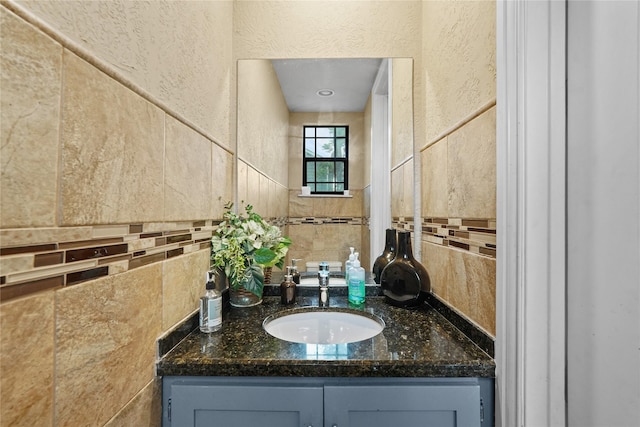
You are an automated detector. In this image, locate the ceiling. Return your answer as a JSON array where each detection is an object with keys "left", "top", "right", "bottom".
[{"left": 271, "top": 58, "right": 383, "bottom": 113}]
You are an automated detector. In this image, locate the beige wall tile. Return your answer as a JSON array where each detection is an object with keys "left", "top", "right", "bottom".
[
  {"left": 288, "top": 135, "right": 303, "bottom": 190},
  {"left": 211, "top": 144, "right": 233, "bottom": 220},
  {"left": 313, "top": 192, "right": 362, "bottom": 217},
  {"left": 0, "top": 227, "right": 93, "bottom": 247},
  {"left": 421, "top": 139, "right": 449, "bottom": 218},
  {"left": 446, "top": 249, "right": 476, "bottom": 321},
  {"left": 237, "top": 160, "right": 248, "bottom": 209},
  {"left": 423, "top": 241, "right": 496, "bottom": 336},
  {"left": 289, "top": 191, "right": 314, "bottom": 217},
  {"left": 267, "top": 179, "right": 277, "bottom": 219},
  {"left": 402, "top": 160, "right": 415, "bottom": 218},
  {"left": 463, "top": 252, "right": 496, "bottom": 335},
  {"left": 165, "top": 117, "right": 211, "bottom": 221},
  {"left": 257, "top": 173, "right": 269, "bottom": 216},
  {"left": 276, "top": 184, "right": 289, "bottom": 218},
  {"left": 286, "top": 224, "right": 315, "bottom": 265},
  {"left": 0, "top": 292, "right": 55, "bottom": 427},
  {"left": 447, "top": 107, "right": 496, "bottom": 219},
  {"left": 360, "top": 224, "right": 371, "bottom": 271},
  {"left": 245, "top": 167, "right": 260, "bottom": 211},
  {"left": 288, "top": 224, "right": 362, "bottom": 269},
  {"left": 0, "top": 9, "right": 61, "bottom": 228},
  {"left": 104, "top": 379, "right": 161, "bottom": 427},
  {"left": 421, "top": 241, "right": 450, "bottom": 302},
  {"left": 20, "top": 1, "right": 234, "bottom": 145},
  {"left": 162, "top": 249, "right": 209, "bottom": 330},
  {"left": 0, "top": 254, "right": 34, "bottom": 276},
  {"left": 60, "top": 52, "right": 165, "bottom": 225},
  {"left": 390, "top": 167, "right": 404, "bottom": 218},
  {"left": 55, "top": 264, "right": 162, "bottom": 426}
]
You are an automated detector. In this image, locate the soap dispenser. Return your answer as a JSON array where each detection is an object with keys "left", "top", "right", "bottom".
[
  {"left": 200, "top": 270, "right": 222, "bottom": 333},
  {"left": 280, "top": 266, "right": 296, "bottom": 305},
  {"left": 348, "top": 252, "right": 366, "bottom": 305},
  {"left": 290, "top": 259, "right": 301, "bottom": 285},
  {"left": 345, "top": 247, "right": 356, "bottom": 285}
]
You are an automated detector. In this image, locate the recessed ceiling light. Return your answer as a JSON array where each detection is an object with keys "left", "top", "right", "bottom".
[{"left": 316, "top": 89, "right": 335, "bottom": 97}]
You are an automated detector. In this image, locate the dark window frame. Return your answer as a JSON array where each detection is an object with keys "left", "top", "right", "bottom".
[{"left": 302, "top": 125, "right": 349, "bottom": 195}]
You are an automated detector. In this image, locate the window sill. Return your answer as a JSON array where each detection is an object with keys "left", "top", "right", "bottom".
[{"left": 297, "top": 194, "right": 353, "bottom": 198}]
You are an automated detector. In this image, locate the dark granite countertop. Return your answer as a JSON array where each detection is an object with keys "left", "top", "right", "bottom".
[{"left": 157, "top": 294, "right": 495, "bottom": 378}]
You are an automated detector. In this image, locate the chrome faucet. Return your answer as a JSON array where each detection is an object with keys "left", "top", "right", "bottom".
[{"left": 318, "top": 262, "right": 330, "bottom": 307}]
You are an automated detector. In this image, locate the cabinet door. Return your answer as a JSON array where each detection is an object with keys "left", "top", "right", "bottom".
[
  {"left": 324, "top": 384, "right": 481, "bottom": 427},
  {"left": 170, "top": 382, "right": 323, "bottom": 427}
]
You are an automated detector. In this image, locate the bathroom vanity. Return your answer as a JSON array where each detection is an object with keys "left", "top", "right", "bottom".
[{"left": 157, "top": 295, "right": 495, "bottom": 427}]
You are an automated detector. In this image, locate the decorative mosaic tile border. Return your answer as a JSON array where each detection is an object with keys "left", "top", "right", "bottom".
[
  {"left": 0, "top": 215, "right": 495, "bottom": 302},
  {"left": 421, "top": 217, "right": 496, "bottom": 258},
  {"left": 391, "top": 216, "right": 415, "bottom": 232},
  {"left": 389, "top": 217, "right": 496, "bottom": 258},
  {"left": 288, "top": 217, "right": 363, "bottom": 226},
  {"left": 0, "top": 221, "right": 218, "bottom": 302}
]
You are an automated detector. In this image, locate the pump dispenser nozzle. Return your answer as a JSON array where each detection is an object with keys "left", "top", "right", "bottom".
[
  {"left": 291, "top": 259, "right": 301, "bottom": 284},
  {"left": 280, "top": 266, "right": 296, "bottom": 305}
]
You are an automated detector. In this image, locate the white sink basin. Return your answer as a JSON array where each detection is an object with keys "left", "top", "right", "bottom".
[{"left": 263, "top": 310, "right": 385, "bottom": 344}]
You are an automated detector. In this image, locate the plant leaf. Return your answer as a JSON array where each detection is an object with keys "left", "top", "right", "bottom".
[
  {"left": 253, "top": 247, "right": 277, "bottom": 267},
  {"left": 240, "top": 263, "right": 264, "bottom": 297}
]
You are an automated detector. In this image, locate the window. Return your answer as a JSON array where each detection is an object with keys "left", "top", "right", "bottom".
[{"left": 303, "top": 126, "right": 348, "bottom": 194}]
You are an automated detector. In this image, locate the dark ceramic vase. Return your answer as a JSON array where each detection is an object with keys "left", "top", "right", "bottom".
[
  {"left": 380, "top": 230, "right": 430, "bottom": 308},
  {"left": 372, "top": 228, "right": 397, "bottom": 284}
]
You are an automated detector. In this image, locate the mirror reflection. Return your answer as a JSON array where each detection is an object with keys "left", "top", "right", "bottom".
[{"left": 236, "top": 58, "right": 414, "bottom": 272}]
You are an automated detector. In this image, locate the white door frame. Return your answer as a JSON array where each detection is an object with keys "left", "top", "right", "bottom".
[
  {"left": 370, "top": 59, "right": 391, "bottom": 267},
  {"left": 496, "top": 1, "right": 567, "bottom": 426}
]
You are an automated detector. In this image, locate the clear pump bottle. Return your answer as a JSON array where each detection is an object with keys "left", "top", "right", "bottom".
[
  {"left": 199, "top": 270, "right": 222, "bottom": 333},
  {"left": 345, "top": 247, "right": 355, "bottom": 285},
  {"left": 348, "top": 252, "right": 366, "bottom": 305}
]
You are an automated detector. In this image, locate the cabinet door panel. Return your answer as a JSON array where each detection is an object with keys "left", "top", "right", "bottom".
[
  {"left": 194, "top": 409, "right": 300, "bottom": 427},
  {"left": 171, "top": 383, "right": 323, "bottom": 427},
  {"left": 324, "top": 384, "right": 481, "bottom": 427}
]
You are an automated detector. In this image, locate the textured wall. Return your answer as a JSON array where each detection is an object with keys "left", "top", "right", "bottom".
[
  {"left": 15, "top": 0, "right": 233, "bottom": 147},
  {"left": 234, "top": 0, "right": 422, "bottom": 59},
  {"left": 237, "top": 59, "right": 289, "bottom": 188},
  {"left": 421, "top": 0, "right": 496, "bottom": 145},
  {"left": 391, "top": 58, "right": 415, "bottom": 167},
  {"left": 0, "top": 2, "right": 233, "bottom": 425}
]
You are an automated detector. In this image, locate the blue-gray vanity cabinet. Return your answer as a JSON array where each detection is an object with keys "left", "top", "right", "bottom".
[
  {"left": 162, "top": 377, "right": 493, "bottom": 427},
  {"left": 325, "top": 381, "right": 484, "bottom": 427},
  {"left": 163, "top": 377, "right": 323, "bottom": 427}
]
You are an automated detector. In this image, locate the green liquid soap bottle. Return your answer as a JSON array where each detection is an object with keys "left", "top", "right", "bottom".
[{"left": 348, "top": 252, "right": 365, "bottom": 305}]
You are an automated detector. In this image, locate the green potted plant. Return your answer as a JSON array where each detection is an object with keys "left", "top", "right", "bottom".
[{"left": 211, "top": 202, "right": 291, "bottom": 307}]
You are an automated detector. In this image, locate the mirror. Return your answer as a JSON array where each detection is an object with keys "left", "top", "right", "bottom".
[{"left": 236, "top": 58, "right": 414, "bottom": 272}]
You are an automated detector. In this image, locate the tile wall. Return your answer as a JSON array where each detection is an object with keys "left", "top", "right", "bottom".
[
  {"left": 0, "top": 4, "right": 232, "bottom": 426},
  {"left": 287, "top": 190, "right": 369, "bottom": 271},
  {"left": 420, "top": 106, "right": 496, "bottom": 336},
  {"left": 419, "top": 0, "right": 496, "bottom": 337}
]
